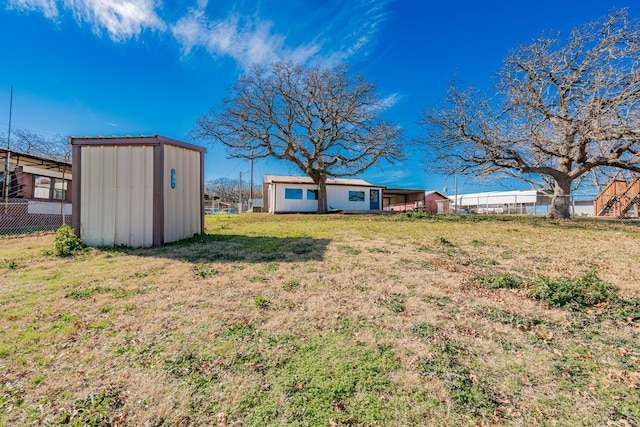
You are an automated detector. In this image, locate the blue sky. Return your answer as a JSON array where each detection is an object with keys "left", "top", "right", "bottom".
[{"left": 0, "top": 0, "right": 635, "bottom": 194}]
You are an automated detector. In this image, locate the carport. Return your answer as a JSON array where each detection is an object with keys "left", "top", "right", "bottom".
[{"left": 383, "top": 188, "right": 426, "bottom": 211}]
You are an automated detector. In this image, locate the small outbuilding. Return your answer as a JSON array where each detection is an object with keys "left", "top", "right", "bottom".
[{"left": 70, "top": 135, "right": 206, "bottom": 247}]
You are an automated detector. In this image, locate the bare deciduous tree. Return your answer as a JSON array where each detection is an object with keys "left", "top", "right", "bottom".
[
  {"left": 193, "top": 62, "right": 403, "bottom": 213},
  {"left": 2, "top": 129, "right": 71, "bottom": 161},
  {"left": 420, "top": 9, "right": 640, "bottom": 219},
  {"left": 205, "top": 177, "right": 262, "bottom": 205}
]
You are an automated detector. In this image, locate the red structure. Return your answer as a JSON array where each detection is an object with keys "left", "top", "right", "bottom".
[{"left": 383, "top": 189, "right": 450, "bottom": 213}]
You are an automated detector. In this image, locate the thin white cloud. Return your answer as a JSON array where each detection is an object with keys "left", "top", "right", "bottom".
[
  {"left": 8, "top": 0, "right": 165, "bottom": 41},
  {"left": 170, "top": 0, "right": 390, "bottom": 69},
  {"left": 319, "top": 0, "right": 390, "bottom": 64},
  {"left": 171, "top": 6, "right": 318, "bottom": 68},
  {"left": 7, "top": 0, "right": 391, "bottom": 69},
  {"left": 7, "top": 0, "right": 59, "bottom": 18},
  {"left": 65, "top": 0, "right": 166, "bottom": 41},
  {"left": 379, "top": 93, "right": 401, "bottom": 110}
]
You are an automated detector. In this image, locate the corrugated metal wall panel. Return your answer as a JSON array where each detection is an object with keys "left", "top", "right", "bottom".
[
  {"left": 114, "top": 146, "right": 131, "bottom": 246},
  {"left": 138, "top": 146, "right": 155, "bottom": 247},
  {"left": 163, "top": 145, "right": 201, "bottom": 243},
  {"left": 80, "top": 145, "right": 154, "bottom": 247},
  {"left": 81, "top": 146, "right": 116, "bottom": 246},
  {"left": 113, "top": 146, "right": 154, "bottom": 247}
]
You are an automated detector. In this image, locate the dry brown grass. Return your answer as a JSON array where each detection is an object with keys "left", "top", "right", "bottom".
[{"left": 1, "top": 214, "right": 639, "bottom": 426}]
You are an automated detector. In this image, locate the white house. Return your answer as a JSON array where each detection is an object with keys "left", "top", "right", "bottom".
[{"left": 262, "top": 175, "right": 385, "bottom": 213}]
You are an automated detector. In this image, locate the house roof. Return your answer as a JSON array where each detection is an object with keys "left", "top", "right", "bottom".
[
  {"left": 263, "top": 174, "right": 380, "bottom": 187},
  {"left": 68, "top": 135, "right": 206, "bottom": 153},
  {"left": 1, "top": 148, "right": 71, "bottom": 172},
  {"left": 425, "top": 190, "right": 448, "bottom": 199},
  {"left": 385, "top": 187, "right": 425, "bottom": 196}
]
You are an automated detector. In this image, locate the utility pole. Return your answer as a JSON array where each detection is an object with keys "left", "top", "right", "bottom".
[
  {"left": 454, "top": 172, "right": 458, "bottom": 214},
  {"left": 4, "top": 86, "right": 13, "bottom": 214},
  {"left": 249, "top": 150, "right": 254, "bottom": 211},
  {"left": 238, "top": 171, "right": 242, "bottom": 213}
]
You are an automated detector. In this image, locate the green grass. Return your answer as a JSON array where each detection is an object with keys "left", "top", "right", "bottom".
[
  {"left": 232, "top": 335, "right": 400, "bottom": 426},
  {"left": 1, "top": 214, "right": 640, "bottom": 426},
  {"left": 254, "top": 295, "right": 270, "bottom": 309},
  {"left": 375, "top": 293, "right": 406, "bottom": 313}
]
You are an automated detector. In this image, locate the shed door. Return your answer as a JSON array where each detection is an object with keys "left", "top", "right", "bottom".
[{"left": 370, "top": 189, "right": 380, "bottom": 210}]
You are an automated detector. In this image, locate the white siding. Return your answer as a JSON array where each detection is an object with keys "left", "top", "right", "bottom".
[
  {"left": 163, "top": 144, "right": 201, "bottom": 243},
  {"left": 28, "top": 201, "right": 72, "bottom": 215},
  {"left": 327, "top": 186, "right": 377, "bottom": 211},
  {"left": 21, "top": 165, "right": 70, "bottom": 180},
  {"left": 269, "top": 182, "right": 383, "bottom": 213},
  {"left": 80, "top": 145, "right": 154, "bottom": 247},
  {"left": 270, "top": 183, "right": 319, "bottom": 213},
  {"left": 572, "top": 201, "right": 594, "bottom": 217}
]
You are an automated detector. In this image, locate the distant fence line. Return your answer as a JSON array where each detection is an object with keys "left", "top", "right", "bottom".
[{"left": 450, "top": 194, "right": 599, "bottom": 217}]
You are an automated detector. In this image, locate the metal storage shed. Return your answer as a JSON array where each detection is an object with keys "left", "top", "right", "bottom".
[{"left": 70, "top": 135, "right": 206, "bottom": 247}]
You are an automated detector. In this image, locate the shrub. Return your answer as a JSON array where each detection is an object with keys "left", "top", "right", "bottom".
[
  {"left": 527, "top": 270, "right": 618, "bottom": 309},
  {"left": 474, "top": 273, "right": 523, "bottom": 289},
  {"left": 52, "top": 224, "right": 85, "bottom": 257}
]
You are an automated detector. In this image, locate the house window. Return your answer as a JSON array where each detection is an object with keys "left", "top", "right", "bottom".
[
  {"left": 34, "top": 175, "right": 69, "bottom": 200},
  {"left": 307, "top": 189, "right": 318, "bottom": 200},
  {"left": 34, "top": 176, "right": 52, "bottom": 199},
  {"left": 285, "top": 188, "right": 303, "bottom": 200},
  {"left": 52, "top": 178, "right": 68, "bottom": 200},
  {"left": 349, "top": 191, "right": 365, "bottom": 202}
]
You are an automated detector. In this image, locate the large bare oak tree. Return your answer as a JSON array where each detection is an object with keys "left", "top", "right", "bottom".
[
  {"left": 193, "top": 62, "right": 403, "bottom": 213},
  {"left": 420, "top": 9, "right": 640, "bottom": 219}
]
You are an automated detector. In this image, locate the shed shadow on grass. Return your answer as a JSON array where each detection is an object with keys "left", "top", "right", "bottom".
[{"left": 104, "top": 233, "right": 330, "bottom": 264}]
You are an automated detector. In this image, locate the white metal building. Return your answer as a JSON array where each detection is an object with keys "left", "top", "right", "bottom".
[
  {"left": 262, "top": 175, "right": 385, "bottom": 213},
  {"left": 450, "top": 190, "right": 553, "bottom": 215},
  {"left": 70, "top": 135, "right": 206, "bottom": 247}
]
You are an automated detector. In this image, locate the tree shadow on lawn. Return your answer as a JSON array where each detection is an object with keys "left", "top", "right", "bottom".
[{"left": 103, "top": 233, "right": 330, "bottom": 264}]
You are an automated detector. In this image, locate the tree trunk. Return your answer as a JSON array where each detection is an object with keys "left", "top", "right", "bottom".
[
  {"left": 548, "top": 175, "right": 572, "bottom": 219},
  {"left": 317, "top": 178, "right": 328, "bottom": 214}
]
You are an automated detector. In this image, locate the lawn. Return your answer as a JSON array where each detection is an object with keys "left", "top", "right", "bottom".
[{"left": 1, "top": 213, "right": 639, "bottom": 426}]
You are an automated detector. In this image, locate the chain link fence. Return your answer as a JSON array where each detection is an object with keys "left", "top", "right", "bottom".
[
  {"left": 1, "top": 152, "right": 72, "bottom": 236},
  {"left": 0, "top": 198, "right": 71, "bottom": 236},
  {"left": 451, "top": 192, "right": 606, "bottom": 218}
]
